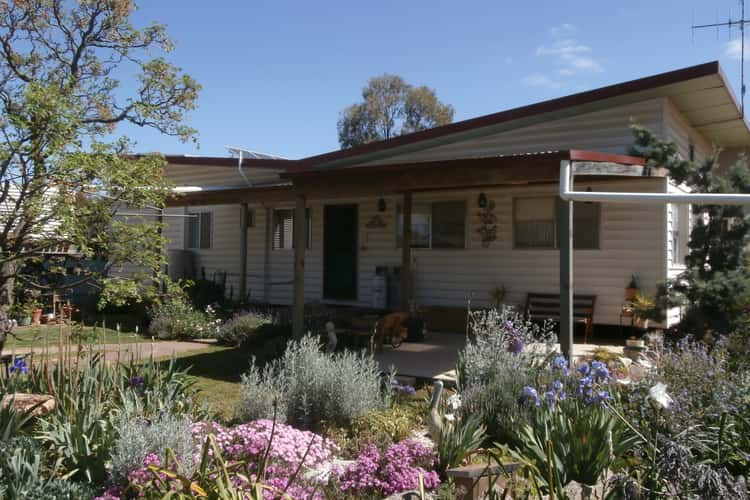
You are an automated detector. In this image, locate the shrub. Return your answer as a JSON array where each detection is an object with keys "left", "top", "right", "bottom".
[
  {"left": 148, "top": 294, "right": 220, "bottom": 340},
  {"left": 216, "top": 311, "right": 272, "bottom": 346},
  {"left": 110, "top": 408, "right": 195, "bottom": 484},
  {"left": 339, "top": 439, "right": 441, "bottom": 496},
  {"left": 456, "top": 306, "right": 556, "bottom": 445},
  {"left": 350, "top": 406, "right": 423, "bottom": 448},
  {"left": 237, "top": 335, "right": 387, "bottom": 429}
]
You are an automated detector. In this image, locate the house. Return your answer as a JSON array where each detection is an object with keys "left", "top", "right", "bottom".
[{"left": 159, "top": 61, "right": 750, "bottom": 338}]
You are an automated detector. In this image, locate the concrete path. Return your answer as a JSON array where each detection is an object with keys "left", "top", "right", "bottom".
[
  {"left": 8, "top": 339, "right": 217, "bottom": 360},
  {"left": 375, "top": 332, "right": 623, "bottom": 382}
]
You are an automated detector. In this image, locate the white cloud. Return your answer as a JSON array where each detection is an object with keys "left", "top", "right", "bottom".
[
  {"left": 533, "top": 25, "right": 604, "bottom": 75},
  {"left": 549, "top": 23, "right": 576, "bottom": 38},
  {"left": 523, "top": 73, "right": 564, "bottom": 89},
  {"left": 725, "top": 38, "right": 749, "bottom": 60}
]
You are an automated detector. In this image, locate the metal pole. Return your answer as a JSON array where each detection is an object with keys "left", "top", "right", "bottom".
[{"left": 558, "top": 160, "right": 574, "bottom": 362}]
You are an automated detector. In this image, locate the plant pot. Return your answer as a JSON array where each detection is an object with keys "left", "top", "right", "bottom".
[
  {"left": 18, "top": 316, "right": 31, "bottom": 327},
  {"left": 626, "top": 338, "right": 645, "bottom": 348},
  {"left": 625, "top": 287, "right": 638, "bottom": 301},
  {"left": 31, "top": 308, "right": 42, "bottom": 326}
]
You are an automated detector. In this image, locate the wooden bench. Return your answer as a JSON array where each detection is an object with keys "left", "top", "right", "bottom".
[{"left": 525, "top": 293, "right": 596, "bottom": 343}]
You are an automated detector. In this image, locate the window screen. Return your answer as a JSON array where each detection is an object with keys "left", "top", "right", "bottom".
[
  {"left": 272, "top": 209, "right": 310, "bottom": 250},
  {"left": 514, "top": 197, "right": 556, "bottom": 248}
]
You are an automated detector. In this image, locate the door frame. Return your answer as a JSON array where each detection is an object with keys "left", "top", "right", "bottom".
[{"left": 322, "top": 203, "right": 359, "bottom": 302}]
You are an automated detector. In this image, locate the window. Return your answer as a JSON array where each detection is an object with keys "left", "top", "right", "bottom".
[
  {"left": 186, "top": 212, "right": 212, "bottom": 249},
  {"left": 272, "top": 208, "right": 311, "bottom": 250},
  {"left": 671, "top": 203, "right": 690, "bottom": 265},
  {"left": 513, "top": 197, "right": 600, "bottom": 249},
  {"left": 397, "top": 200, "right": 467, "bottom": 249}
]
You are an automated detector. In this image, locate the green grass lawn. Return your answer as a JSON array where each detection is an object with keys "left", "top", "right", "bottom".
[
  {"left": 160, "top": 345, "right": 253, "bottom": 420},
  {"left": 5, "top": 324, "right": 148, "bottom": 350}
]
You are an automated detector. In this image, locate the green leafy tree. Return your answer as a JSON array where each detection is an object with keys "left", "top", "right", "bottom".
[
  {"left": 0, "top": 1, "right": 200, "bottom": 332},
  {"left": 337, "top": 74, "right": 454, "bottom": 148},
  {"left": 631, "top": 125, "right": 750, "bottom": 337}
]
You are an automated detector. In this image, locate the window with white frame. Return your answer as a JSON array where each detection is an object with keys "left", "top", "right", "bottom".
[
  {"left": 185, "top": 212, "right": 212, "bottom": 249},
  {"left": 397, "top": 200, "right": 467, "bottom": 249},
  {"left": 513, "top": 197, "right": 600, "bottom": 249},
  {"left": 272, "top": 208, "right": 311, "bottom": 250}
]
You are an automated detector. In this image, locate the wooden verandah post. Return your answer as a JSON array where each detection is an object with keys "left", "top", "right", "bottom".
[
  {"left": 238, "top": 203, "right": 249, "bottom": 301},
  {"left": 292, "top": 193, "right": 307, "bottom": 340},
  {"left": 401, "top": 191, "right": 413, "bottom": 312}
]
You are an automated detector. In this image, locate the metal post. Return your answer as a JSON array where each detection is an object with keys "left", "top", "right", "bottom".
[
  {"left": 292, "top": 194, "right": 307, "bottom": 340},
  {"left": 263, "top": 206, "right": 272, "bottom": 302},
  {"left": 239, "top": 203, "right": 248, "bottom": 301},
  {"left": 558, "top": 160, "right": 574, "bottom": 362}
]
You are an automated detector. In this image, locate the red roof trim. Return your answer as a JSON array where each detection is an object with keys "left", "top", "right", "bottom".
[{"left": 298, "top": 62, "right": 722, "bottom": 167}]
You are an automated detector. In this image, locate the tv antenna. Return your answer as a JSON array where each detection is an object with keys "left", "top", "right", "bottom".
[{"left": 692, "top": 0, "right": 749, "bottom": 117}]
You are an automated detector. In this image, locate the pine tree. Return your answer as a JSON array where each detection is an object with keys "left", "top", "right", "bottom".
[{"left": 631, "top": 125, "right": 750, "bottom": 337}]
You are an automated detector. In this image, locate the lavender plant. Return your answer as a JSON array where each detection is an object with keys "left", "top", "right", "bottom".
[
  {"left": 456, "top": 306, "right": 556, "bottom": 445},
  {"left": 237, "top": 335, "right": 388, "bottom": 429},
  {"left": 215, "top": 311, "right": 273, "bottom": 346}
]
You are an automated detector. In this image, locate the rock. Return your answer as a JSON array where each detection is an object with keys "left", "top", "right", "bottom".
[
  {"left": 383, "top": 491, "right": 433, "bottom": 500},
  {"left": 1, "top": 393, "right": 55, "bottom": 417},
  {"left": 303, "top": 458, "right": 355, "bottom": 483}
]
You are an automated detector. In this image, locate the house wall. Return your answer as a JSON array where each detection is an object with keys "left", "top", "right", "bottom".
[
  {"left": 360, "top": 98, "right": 668, "bottom": 165},
  {"left": 165, "top": 177, "right": 668, "bottom": 327}
]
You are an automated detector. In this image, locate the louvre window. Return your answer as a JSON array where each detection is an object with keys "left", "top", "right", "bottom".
[{"left": 272, "top": 208, "right": 311, "bottom": 250}]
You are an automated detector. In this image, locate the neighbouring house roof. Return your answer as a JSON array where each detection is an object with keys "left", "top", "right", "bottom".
[{"left": 164, "top": 61, "right": 748, "bottom": 175}]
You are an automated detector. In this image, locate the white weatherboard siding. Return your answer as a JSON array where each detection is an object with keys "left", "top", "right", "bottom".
[
  {"left": 166, "top": 178, "right": 668, "bottom": 326},
  {"left": 361, "top": 99, "right": 668, "bottom": 165}
]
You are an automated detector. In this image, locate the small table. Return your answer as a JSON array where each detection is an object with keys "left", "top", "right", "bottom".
[{"left": 619, "top": 305, "right": 635, "bottom": 337}]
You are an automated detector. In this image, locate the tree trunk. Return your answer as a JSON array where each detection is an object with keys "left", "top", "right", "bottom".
[{"left": 0, "top": 261, "right": 18, "bottom": 354}]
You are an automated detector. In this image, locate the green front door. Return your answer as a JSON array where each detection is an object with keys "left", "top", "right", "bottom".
[{"left": 323, "top": 204, "right": 358, "bottom": 300}]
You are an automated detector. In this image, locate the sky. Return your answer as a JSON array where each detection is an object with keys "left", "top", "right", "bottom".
[{"left": 119, "top": 0, "right": 750, "bottom": 159}]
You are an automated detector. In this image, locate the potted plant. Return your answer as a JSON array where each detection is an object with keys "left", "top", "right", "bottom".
[
  {"left": 13, "top": 302, "right": 34, "bottom": 326},
  {"left": 631, "top": 293, "right": 662, "bottom": 331},
  {"left": 625, "top": 275, "right": 639, "bottom": 301},
  {"left": 30, "top": 301, "right": 43, "bottom": 326}
]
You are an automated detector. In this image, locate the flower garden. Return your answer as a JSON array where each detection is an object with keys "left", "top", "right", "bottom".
[{"left": 0, "top": 304, "right": 749, "bottom": 499}]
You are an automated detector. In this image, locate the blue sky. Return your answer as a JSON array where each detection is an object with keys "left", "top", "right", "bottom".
[{"left": 120, "top": 0, "right": 750, "bottom": 158}]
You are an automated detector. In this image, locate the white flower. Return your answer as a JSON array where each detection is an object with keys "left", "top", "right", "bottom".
[
  {"left": 446, "top": 394, "right": 462, "bottom": 411},
  {"left": 648, "top": 382, "right": 673, "bottom": 409},
  {"left": 443, "top": 413, "right": 456, "bottom": 424}
]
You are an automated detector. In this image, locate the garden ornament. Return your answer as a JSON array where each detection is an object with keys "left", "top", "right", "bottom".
[
  {"left": 325, "top": 321, "right": 337, "bottom": 353},
  {"left": 427, "top": 380, "right": 443, "bottom": 438}
]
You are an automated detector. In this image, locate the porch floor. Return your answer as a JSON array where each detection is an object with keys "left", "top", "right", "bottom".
[{"left": 374, "top": 332, "right": 623, "bottom": 383}]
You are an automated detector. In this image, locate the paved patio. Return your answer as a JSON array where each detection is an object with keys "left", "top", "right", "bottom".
[{"left": 374, "top": 332, "right": 623, "bottom": 382}]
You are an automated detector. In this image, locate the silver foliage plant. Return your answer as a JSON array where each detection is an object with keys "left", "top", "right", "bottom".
[
  {"left": 456, "top": 306, "right": 557, "bottom": 444},
  {"left": 237, "top": 335, "right": 387, "bottom": 428},
  {"left": 110, "top": 399, "right": 196, "bottom": 484}
]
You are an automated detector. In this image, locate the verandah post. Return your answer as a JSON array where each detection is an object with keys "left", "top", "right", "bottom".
[
  {"left": 558, "top": 159, "right": 574, "bottom": 362},
  {"left": 292, "top": 193, "right": 307, "bottom": 340},
  {"left": 239, "top": 203, "right": 248, "bottom": 301},
  {"left": 402, "top": 191, "right": 413, "bottom": 312}
]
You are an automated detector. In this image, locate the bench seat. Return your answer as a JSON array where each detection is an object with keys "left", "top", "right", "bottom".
[{"left": 525, "top": 293, "right": 596, "bottom": 343}]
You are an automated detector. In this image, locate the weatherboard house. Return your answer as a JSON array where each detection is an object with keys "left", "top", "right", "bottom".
[{"left": 157, "top": 62, "right": 750, "bottom": 339}]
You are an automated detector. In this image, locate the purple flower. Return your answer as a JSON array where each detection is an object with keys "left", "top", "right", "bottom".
[
  {"left": 544, "top": 390, "right": 557, "bottom": 409},
  {"left": 551, "top": 380, "right": 564, "bottom": 393},
  {"left": 128, "top": 376, "right": 145, "bottom": 387},
  {"left": 577, "top": 362, "right": 590, "bottom": 376},
  {"left": 9, "top": 357, "right": 28, "bottom": 375},
  {"left": 508, "top": 337, "right": 524, "bottom": 354},
  {"left": 521, "top": 386, "right": 541, "bottom": 406}
]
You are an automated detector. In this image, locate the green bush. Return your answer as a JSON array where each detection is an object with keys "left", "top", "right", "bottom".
[
  {"left": 351, "top": 405, "right": 423, "bottom": 447},
  {"left": 148, "top": 294, "right": 219, "bottom": 340},
  {"left": 215, "top": 312, "right": 272, "bottom": 346},
  {"left": 237, "top": 335, "right": 387, "bottom": 429}
]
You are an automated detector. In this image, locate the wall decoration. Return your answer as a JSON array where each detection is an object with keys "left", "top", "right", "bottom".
[
  {"left": 476, "top": 198, "right": 497, "bottom": 248},
  {"left": 366, "top": 214, "right": 387, "bottom": 229}
]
